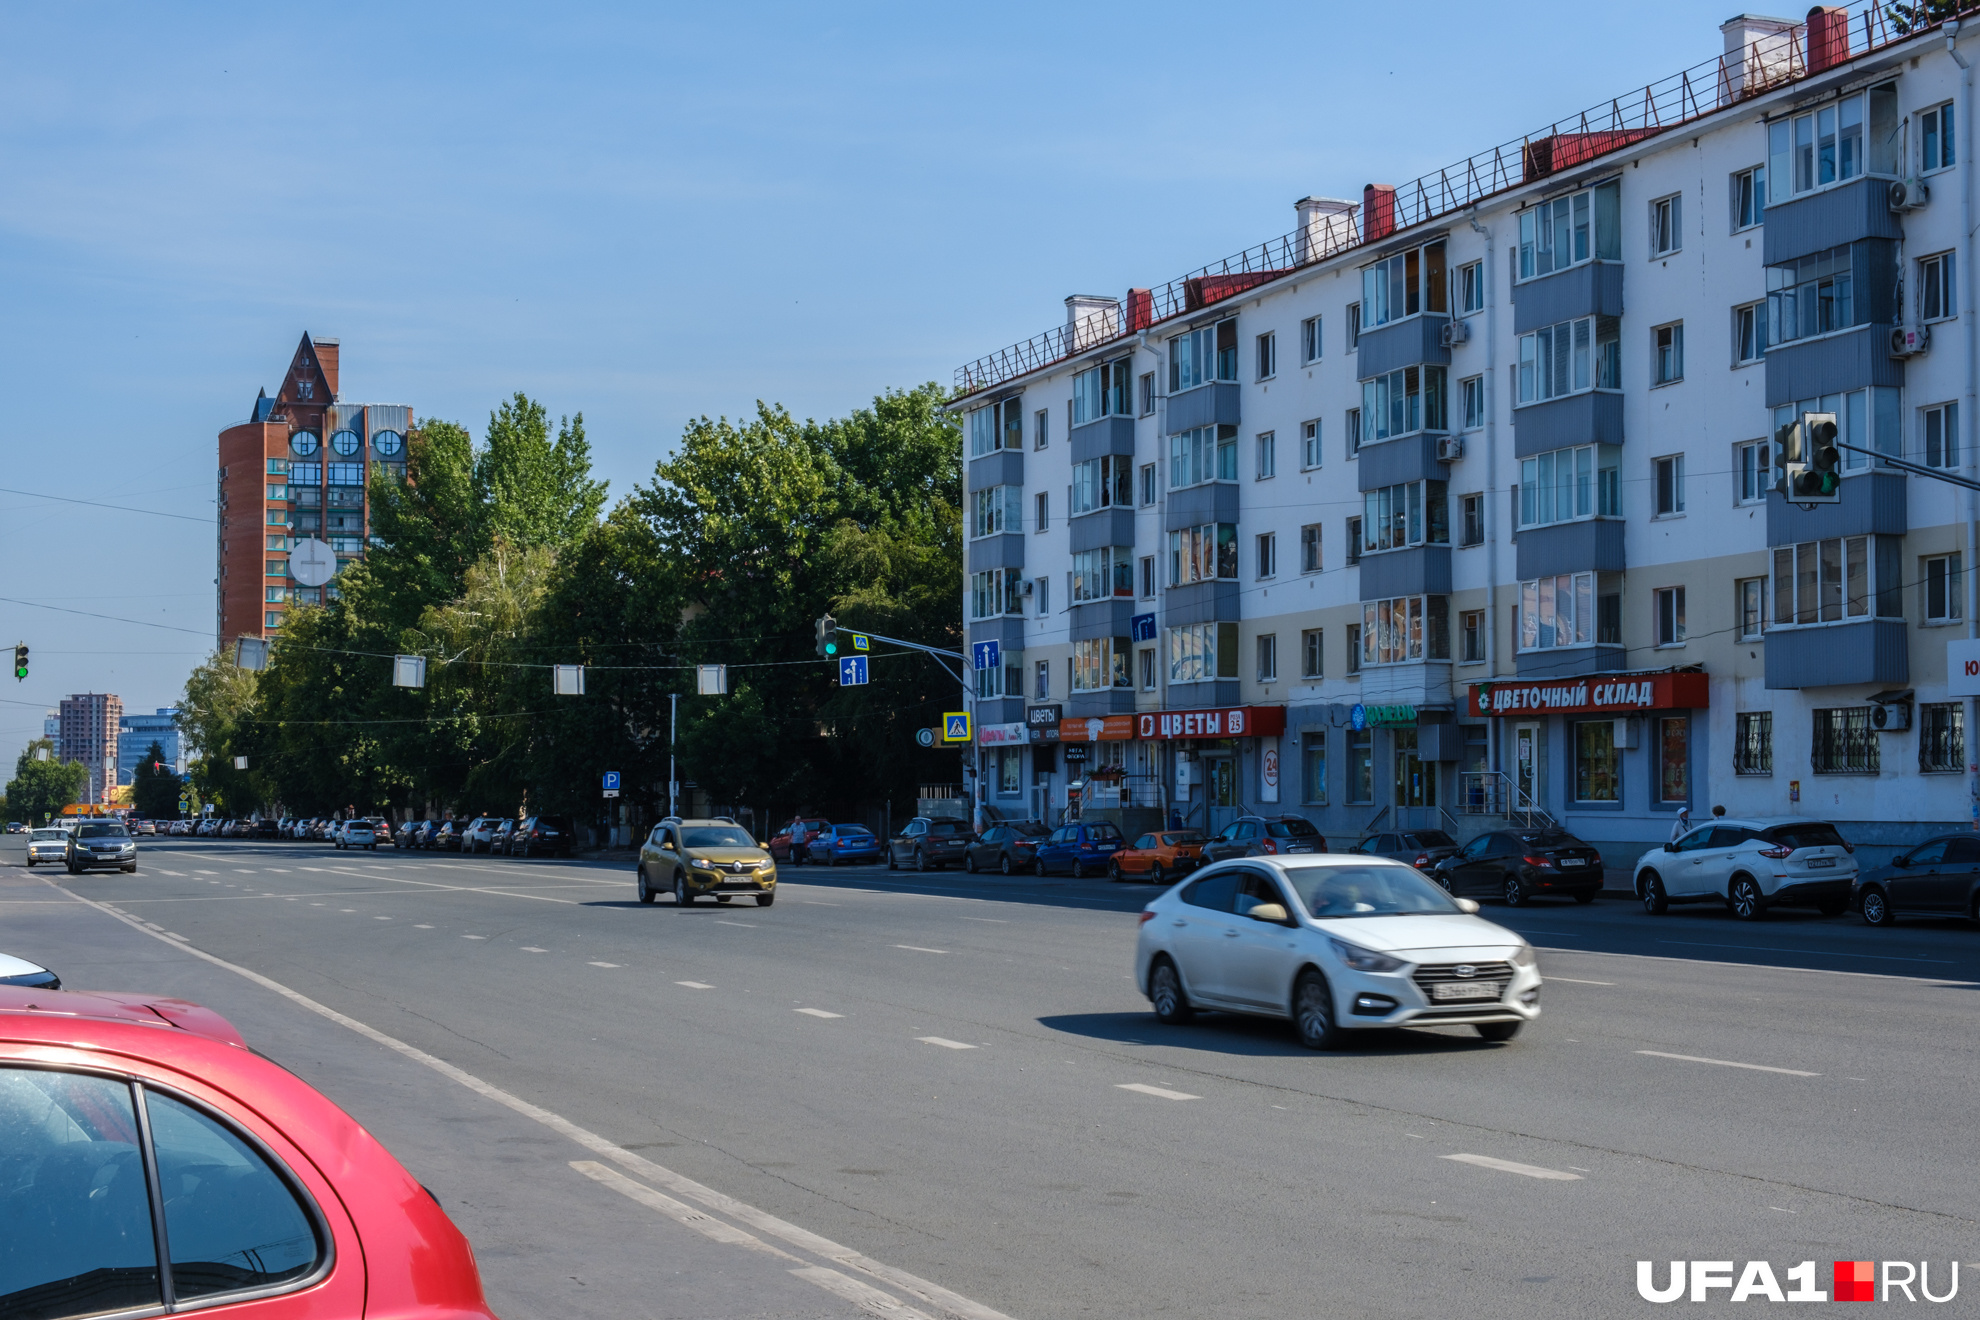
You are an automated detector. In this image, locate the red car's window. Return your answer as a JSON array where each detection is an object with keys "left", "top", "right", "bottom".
[{"left": 146, "top": 1092, "right": 321, "bottom": 1298}]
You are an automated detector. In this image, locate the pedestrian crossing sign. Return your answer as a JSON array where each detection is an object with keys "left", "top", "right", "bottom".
[{"left": 942, "top": 712, "right": 972, "bottom": 743}]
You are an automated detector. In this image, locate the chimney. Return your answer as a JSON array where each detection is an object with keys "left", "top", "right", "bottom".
[
  {"left": 1294, "top": 197, "right": 1358, "bottom": 265},
  {"left": 1719, "top": 13, "right": 1800, "bottom": 99},
  {"left": 1361, "top": 184, "right": 1398, "bottom": 243},
  {"left": 1804, "top": 5, "right": 1850, "bottom": 74},
  {"left": 1064, "top": 294, "right": 1121, "bottom": 351},
  {"left": 1124, "top": 288, "right": 1154, "bottom": 333}
]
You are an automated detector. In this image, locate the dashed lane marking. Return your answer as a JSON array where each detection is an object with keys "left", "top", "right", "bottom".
[
  {"left": 894, "top": 945, "right": 948, "bottom": 954},
  {"left": 714, "top": 920, "right": 754, "bottom": 928},
  {"left": 1116, "top": 1083, "right": 1199, "bottom": 1101},
  {"left": 796, "top": 1008, "right": 843, "bottom": 1019},
  {"left": 676, "top": 980, "right": 714, "bottom": 989},
  {"left": 520, "top": 946, "right": 548, "bottom": 953},
  {"left": 589, "top": 961, "right": 620, "bottom": 968},
  {"left": 415, "top": 924, "right": 434, "bottom": 929},
  {"left": 1636, "top": 1050, "right": 1819, "bottom": 1077},
  {"left": 1546, "top": 976, "right": 1616, "bottom": 986},
  {"left": 917, "top": 1037, "right": 975, "bottom": 1050},
  {"left": 1442, "top": 1153, "right": 1583, "bottom": 1181}
]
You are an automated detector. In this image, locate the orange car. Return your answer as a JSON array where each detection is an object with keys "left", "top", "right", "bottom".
[{"left": 1109, "top": 829, "right": 1208, "bottom": 883}]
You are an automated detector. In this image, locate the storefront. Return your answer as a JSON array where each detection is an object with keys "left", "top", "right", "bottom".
[
  {"left": 1134, "top": 705, "right": 1287, "bottom": 832},
  {"left": 1024, "top": 704, "right": 1061, "bottom": 823},
  {"left": 976, "top": 721, "right": 1027, "bottom": 811}
]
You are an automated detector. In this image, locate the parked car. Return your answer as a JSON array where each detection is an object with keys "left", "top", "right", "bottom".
[
  {"left": 1033, "top": 819, "right": 1128, "bottom": 878},
  {"left": 1352, "top": 829, "right": 1460, "bottom": 871},
  {"left": 484, "top": 818, "right": 518, "bottom": 855},
  {"left": 769, "top": 817, "right": 831, "bottom": 864},
  {"left": 963, "top": 822, "right": 1050, "bottom": 875},
  {"left": 1135, "top": 856, "right": 1540, "bottom": 1046},
  {"left": 25, "top": 827, "right": 69, "bottom": 867},
  {"left": 1201, "top": 815, "right": 1327, "bottom": 864},
  {"left": 510, "top": 815, "right": 574, "bottom": 858},
  {"left": 1854, "top": 833, "right": 1980, "bottom": 926},
  {"left": 251, "top": 818, "right": 281, "bottom": 839},
  {"left": 807, "top": 823, "right": 885, "bottom": 866},
  {"left": 0, "top": 985, "right": 500, "bottom": 1320},
  {"left": 0, "top": 951, "right": 59, "bottom": 988},
  {"left": 1433, "top": 828, "right": 1604, "bottom": 906},
  {"left": 64, "top": 820, "right": 137, "bottom": 874},
  {"left": 636, "top": 817, "right": 776, "bottom": 906},
  {"left": 4, "top": 822, "right": 21, "bottom": 833},
  {"left": 887, "top": 817, "right": 972, "bottom": 871},
  {"left": 462, "top": 816, "right": 507, "bottom": 854},
  {"left": 432, "top": 819, "right": 467, "bottom": 851},
  {"left": 194, "top": 818, "right": 218, "bottom": 837},
  {"left": 1108, "top": 829, "right": 1208, "bottom": 883},
  {"left": 333, "top": 820, "right": 379, "bottom": 851},
  {"left": 1634, "top": 818, "right": 1855, "bottom": 919}
]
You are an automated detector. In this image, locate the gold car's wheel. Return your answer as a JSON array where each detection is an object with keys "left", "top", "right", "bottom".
[{"left": 675, "top": 873, "right": 695, "bottom": 906}]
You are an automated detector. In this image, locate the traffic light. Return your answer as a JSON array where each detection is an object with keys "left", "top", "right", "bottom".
[
  {"left": 815, "top": 615, "right": 838, "bottom": 658},
  {"left": 1778, "top": 411, "right": 1842, "bottom": 504},
  {"left": 12, "top": 643, "right": 25, "bottom": 682}
]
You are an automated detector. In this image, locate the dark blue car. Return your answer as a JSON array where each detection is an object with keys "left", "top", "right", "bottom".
[
  {"left": 1034, "top": 820, "right": 1128, "bottom": 878},
  {"left": 812, "top": 823, "right": 885, "bottom": 866}
]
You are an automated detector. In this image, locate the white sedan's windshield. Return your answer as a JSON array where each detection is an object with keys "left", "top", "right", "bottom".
[
  {"left": 1283, "top": 864, "right": 1459, "bottom": 918},
  {"left": 30, "top": 830, "right": 62, "bottom": 841}
]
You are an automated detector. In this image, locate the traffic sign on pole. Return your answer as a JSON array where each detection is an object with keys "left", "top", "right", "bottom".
[
  {"left": 971, "top": 640, "right": 1000, "bottom": 671},
  {"left": 839, "top": 656, "right": 869, "bottom": 686},
  {"left": 942, "top": 712, "right": 972, "bottom": 743},
  {"left": 603, "top": 770, "right": 621, "bottom": 799}
]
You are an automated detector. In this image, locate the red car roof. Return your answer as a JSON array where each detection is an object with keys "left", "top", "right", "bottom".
[{"left": 0, "top": 985, "right": 249, "bottom": 1047}]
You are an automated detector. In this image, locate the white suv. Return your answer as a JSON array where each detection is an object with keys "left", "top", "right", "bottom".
[
  {"left": 333, "top": 820, "right": 379, "bottom": 851},
  {"left": 1632, "top": 817, "right": 1856, "bottom": 920}
]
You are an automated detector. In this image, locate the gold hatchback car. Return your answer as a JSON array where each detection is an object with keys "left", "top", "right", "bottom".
[{"left": 638, "top": 817, "right": 777, "bottom": 907}]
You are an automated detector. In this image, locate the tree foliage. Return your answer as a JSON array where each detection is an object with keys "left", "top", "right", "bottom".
[
  {"left": 131, "top": 742, "right": 182, "bottom": 819},
  {"left": 5, "top": 740, "right": 88, "bottom": 826}
]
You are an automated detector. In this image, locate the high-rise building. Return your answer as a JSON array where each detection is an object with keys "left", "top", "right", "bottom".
[
  {"left": 217, "top": 334, "right": 412, "bottom": 651},
  {"left": 58, "top": 693, "right": 123, "bottom": 805},
  {"left": 118, "top": 709, "right": 183, "bottom": 785}
]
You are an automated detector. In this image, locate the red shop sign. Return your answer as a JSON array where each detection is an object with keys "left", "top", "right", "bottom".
[
  {"left": 1467, "top": 672, "right": 1710, "bottom": 718},
  {"left": 1135, "top": 706, "right": 1287, "bottom": 740}
]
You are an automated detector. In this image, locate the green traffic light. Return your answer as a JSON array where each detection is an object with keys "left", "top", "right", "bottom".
[{"left": 825, "top": 642, "right": 838, "bottom": 656}]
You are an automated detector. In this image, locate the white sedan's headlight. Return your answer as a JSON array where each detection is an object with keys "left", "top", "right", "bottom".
[
  {"left": 1510, "top": 943, "right": 1537, "bottom": 968},
  {"left": 1328, "top": 937, "right": 1407, "bottom": 974}
]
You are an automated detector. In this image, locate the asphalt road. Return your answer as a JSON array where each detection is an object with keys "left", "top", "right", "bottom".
[{"left": 5, "top": 835, "right": 1980, "bottom": 1319}]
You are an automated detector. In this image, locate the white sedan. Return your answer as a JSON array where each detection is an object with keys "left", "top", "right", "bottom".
[
  {"left": 1134, "top": 857, "right": 1541, "bottom": 1048},
  {"left": 24, "top": 828, "right": 69, "bottom": 867}
]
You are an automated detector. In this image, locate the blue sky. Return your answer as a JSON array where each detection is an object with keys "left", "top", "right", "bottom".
[{"left": 0, "top": 0, "right": 1749, "bottom": 767}]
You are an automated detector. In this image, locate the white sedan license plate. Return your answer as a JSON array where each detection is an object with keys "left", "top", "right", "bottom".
[
  {"left": 1430, "top": 981, "right": 1501, "bottom": 1002},
  {"left": 1805, "top": 856, "right": 1835, "bottom": 868}
]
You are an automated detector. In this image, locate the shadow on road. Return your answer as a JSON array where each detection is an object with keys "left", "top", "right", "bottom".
[{"left": 1038, "top": 1011, "right": 1504, "bottom": 1058}]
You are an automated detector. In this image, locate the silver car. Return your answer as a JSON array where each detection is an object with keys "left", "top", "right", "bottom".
[
  {"left": 64, "top": 821, "right": 136, "bottom": 874},
  {"left": 1632, "top": 817, "right": 1856, "bottom": 920},
  {"left": 24, "top": 828, "right": 69, "bottom": 867},
  {"left": 333, "top": 820, "right": 379, "bottom": 851},
  {"left": 1134, "top": 857, "right": 1541, "bottom": 1048}
]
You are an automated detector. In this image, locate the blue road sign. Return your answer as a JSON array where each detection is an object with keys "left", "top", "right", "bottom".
[
  {"left": 971, "top": 639, "right": 1000, "bottom": 671},
  {"left": 603, "top": 770, "right": 621, "bottom": 791},
  {"left": 1130, "top": 612, "right": 1157, "bottom": 642},
  {"left": 851, "top": 633, "right": 870, "bottom": 651},
  {"left": 943, "top": 712, "right": 973, "bottom": 742},
  {"left": 839, "top": 656, "right": 869, "bottom": 686}
]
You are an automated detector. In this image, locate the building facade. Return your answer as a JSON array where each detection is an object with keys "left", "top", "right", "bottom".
[
  {"left": 117, "top": 709, "right": 182, "bottom": 785},
  {"left": 58, "top": 692, "right": 124, "bottom": 805},
  {"left": 217, "top": 334, "right": 411, "bottom": 650},
  {"left": 953, "top": 6, "right": 1980, "bottom": 867}
]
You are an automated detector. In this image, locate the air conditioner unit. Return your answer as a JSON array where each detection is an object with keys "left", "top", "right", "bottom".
[
  {"left": 1020, "top": 578, "right": 1035, "bottom": 596},
  {"left": 1434, "top": 435, "right": 1464, "bottom": 462},
  {"left": 1891, "top": 325, "right": 1931, "bottom": 359},
  {"left": 1439, "top": 319, "right": 1471, "bottom": 348},
  {"left": 1889, "top": 177, "right": 1930, "bottom": 212},
  {"left": 1871, "top": 701, "right": 1912, "bottom": 733}
]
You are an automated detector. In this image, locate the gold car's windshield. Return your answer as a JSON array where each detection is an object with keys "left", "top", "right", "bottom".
[{"left": 682, "top": 826, "right": 754, "bottom": 849}]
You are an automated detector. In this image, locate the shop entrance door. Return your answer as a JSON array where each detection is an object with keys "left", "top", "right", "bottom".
[
  {"left": 1513, "top": 724, "right": 1542, "bottom": 814},
  {"left": 1392, "top": 728, "right": 1437, "bottom": 831},
  {"left": 1204, "top": 755, "right": 1238, "bottom": 833}
]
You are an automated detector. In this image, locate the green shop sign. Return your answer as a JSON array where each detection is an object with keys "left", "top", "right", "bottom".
[{"left": 1351, "top": 702, "right": 1418, "bottom": 729}]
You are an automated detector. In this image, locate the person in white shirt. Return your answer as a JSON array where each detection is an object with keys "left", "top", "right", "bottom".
[{"left": 1669, "top": 807, "right": 1692, "bottom": 844}]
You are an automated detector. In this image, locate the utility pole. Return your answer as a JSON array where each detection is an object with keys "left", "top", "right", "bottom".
[{"left": 669, "top": 692, "right": 679, "bottom": 818}]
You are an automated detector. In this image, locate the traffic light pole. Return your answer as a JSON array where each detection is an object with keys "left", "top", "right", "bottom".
[
  {"left": 851, "top": 630, "right": 978, "bottom": 830},
  {"left": 1828, "top": 441, "right": 1980, "bottom": 493}
]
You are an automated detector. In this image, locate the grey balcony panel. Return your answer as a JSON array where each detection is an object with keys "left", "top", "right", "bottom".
[
  {"left": 1356, "top": 314, "right": 1450, "bottom": 380},
  {"left": 1165, "top": 580, "right": 1240, "bottom": 625},
  {"left": 1165, "top": 382, "right": 1241, "bottom": 434},
  {"left": 967, "top": 449, "right": 1023, "bottom": 492},
  {"left": 1069, "top": 598, "right": 1137, "bottom": 642},
  {"left": 1358, "top": 545, "right": 1452, "bottom": 600},
  {"left": 1070, "top": 415, "right": 1137, "bottom": 460},
  {"left": 1511, "top": 262, "right": 1624, "bottom": 334},
  {"left": 1065, "top": 689, "right": 1137, "bottom": 716},
  {"left": 1165, "top": 680, "right": 1241, "bottom": 708},
  {"left": 1763, "top": 324, "right": 1903, "bottom": 406},
  {"left": 974, "top": 697, "right": 1025, "bottom": 726},
  {"left": 1511, "top": 391, "right": 1624, "bottom": 458},
  {"left": 1069, "top": 507, "right": 1136, "bottom": 552},
  {"left": 1515, "top": 520, "right": 1625, "bottom": 580},
  {"left": 1761, "top": 177, "right": 1903, "bottom": 266},
  {"left": 966, "top": 533, "right": 1025, "bottom": 572},
  {"left": 1763, "top": 619, "right": 1909, "bottom": 689},
  {"left": 967, "top": 617, "right": 1027, "bottom": 652},
  {"left": 1515, "top": 646, "right": 1627, "bottom": 678},
  {"left": 1764, "top": 471, "right": 1906, "bottom": 545},
  {"left": 1164, "top": 482, "right": 1241, "bottom": 529},
  {"left": 1356, "top": 433, "right": 1449, "bottom": 491}
]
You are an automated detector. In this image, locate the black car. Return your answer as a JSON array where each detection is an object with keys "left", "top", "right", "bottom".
[
  {"left": 251, "top": 818, "right": 281, "bottom": 839},
  {"left": 963, "top": 822, "right": 1048, "bottom": 875},
  {"left": 1201, "top": 815, "right": 1326, "bottom": 864},
  {"left": 887, "top": 817, "right": 972, "bottom": 871},
  {"left": 1432, "top": 828, "right": 1603, "bottom": 905},
  {"left": 1854, "top": 833, "right": 1980, "bottom": 926},
  {"left": 513, "top": 815, "right": 574, "bottom": 858},
  {"left": 1352, "top": 829, "right": 1460, "bottom": 870}
]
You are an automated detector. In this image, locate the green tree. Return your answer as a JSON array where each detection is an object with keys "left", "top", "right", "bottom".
[
  {"left": 5, "top": 740, "right": 88, "bottom": 826},
  {"left": 130, "top": 741, "right": 182, "bottom": 819},
  {"left": 475, "top": 394, "right": 608, "bottom": 552},
  {"left": 176, "top": 653, "right": 270, "bottom": 813}
]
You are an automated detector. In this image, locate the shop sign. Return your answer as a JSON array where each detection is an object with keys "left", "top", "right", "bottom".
[
  {"left": 1351, "top": 703, "right": 1416, "bottom": 729},
  {"left": 976, "top": 722, "right": 1026, "bottom": 746},
  {"left": 1026, "top": 705, "right": 1063, "bottom": 742},
  {"left": 1058, "top": 714, "right": 1136, "bottom": 742},
  {"left": 1259, "top": 738, "right": 1280, "bottom": 803},
  {"left": 1467, "top": 672, "right": 1710, "bottom": 718},
  {"left": 1135, "top": 705, "right": 1288, "bottom": 740},
  {"left": 1063, "top": 743, "right": 1090, "bottom": 762}
]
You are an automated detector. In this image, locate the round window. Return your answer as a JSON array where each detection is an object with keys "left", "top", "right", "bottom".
[
  {"left": 289, "top": 431, "right": 320, "bottom": 456},
  {"left": 329, "top": 430, "right": 361, "bottom": 456},
  {"left": 371, "top": 429, "right": 404, "bottom": 457}
]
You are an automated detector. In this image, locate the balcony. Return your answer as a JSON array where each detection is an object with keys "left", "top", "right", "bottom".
[
  {"left": 1070, "top": 415, "right": 1136, "bottom": 460},
  {"left": 1762, "top": 176, "right": 1903, "bottom": 267},
  {"left": 1763, "top": 322, "right": 1903, "bottom": 405},
  {"left": 1358, "top": 545, "right": 1451, "bottom": 601},
  {"left": 1356, "top": 314, "right": 1449, "bottom": 380},
  {"left": 966, "top": 534, "right": 1024, "bottom": 573},
  {"left": 1069, "top": 597, "right": 1137, "bottom": 641},
  {"left": 1765, "top": 471, "right": 1905, "bottom": 545},
  {"left": 1069, "top": 509, "right": 1134, "bottom": 553},
  {"left": 1516, "top": 520, "right": 1624, "bottom": 580},
  {"left": 1357, "top": 433, "right": 1451, "bottom": 491},
  {"left": 1513, "top": 391, "right": 1623, "bottom": 458},
  {"left": 1512, "top": 262, "right": 1623, "bottom": 335},
  {"left": 1166, "top": 382, "right": 1240, "bottom": 434},
  {"left": 1516, "top": 646, "right": 1627, "bottom": 678},
  {"left": 969, "top": 448, "right": 1024, "bottom": 491},
  {"left": 1764, "top": 618, "right": 1908, "bottom": 689}
]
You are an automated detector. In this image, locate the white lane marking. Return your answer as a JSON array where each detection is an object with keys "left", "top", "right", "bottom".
[
  {"left": 463, "top": 934, "right": 486, "bottom": 940},
  {"left": 798, "top": 900, "right": 843, "bottom": 906},
  {"left": 1636, "top": 1050, "right": 1819, "bottom": 1077},
  {"left": 571, "top": 1160, "right": 799, "bottom": 1257},
  {"left": 520, "top": 946, "right": 548, "bottom": 953},
  {"left": 1656, "top": 938, "right": 1955, "bottom": 965},
  {"left": 589, "top": 961, "right": 620, "bottom": 968},
  {"left": 1116, "top": 1082, "right": 1199, "bottom": 1101},
  {"left": 959, "top": 916, "right": 1008, "bottom": 924},
  {"left": 1567, "top": 1166, "right": 1591, "bottom": 1172},
  {"left": 788, "top": 1265, "right": 938, "bottom": 1320},
  {"left": 1546, "top": 976, "right": 1616, "bottom": 986},
  {"left": 1530, "top": 944, "right": 1972, "bottom": 988},
  {"left": 266, "top": 868, "right": 291, "bottom": 873},
  {"left": 193, "top": 870, "right": 216, "bottom": 875},
  {"left": 676, "top": 980, "right": 714, "bottom": 989},
  {"left": 1442, "top": 1153, "right": 1583, "bottom": 1181},
  {"left": 159, "top": 870, "right": 185, "bottom": 877},
  {"left": 233, "top": 869, "right": 257, "bottom": 874},
  {"left": 374, "top": 915, "right": 392, "bottom": 920},
  {"left": 340, "top": 908, "right": 357, "bottom": 913},
  {"left": 415, "top": 924, "right": 434, "bottom": 929},
  {"left": 894, "top": 945, "right": 949, "bottom": 954},
  {"left": 796, "top": 1008, "right": 843, "bottom": 1019},
  {"left": 917, "top": 1037, "right": 976, "bottom": 1050},
  {"left": 1770, "top": 1206, "right": 1797, "bottom": 1213},
  {"left": 310, "top": 903, "right": 325, "bottom": 907},
  {"left": 713, "top": 920, "right": 754, "bottom": 928}
]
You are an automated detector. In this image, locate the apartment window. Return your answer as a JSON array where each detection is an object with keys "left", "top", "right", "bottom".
[
  {"left": 1167, "top": 622, "right": 1239, "bottom": 683},
  {"left": 1519, "top": 572, "right": 1620, "bottom": 651},
  {"left": 1072, "top": 358, "right": 1133, "bottom": 425},
  {"left": 968, "top": 397, "right": 1024, "bottom": 458},
  {"left": 1362, "top": 365, "right": 1448, "bottom": 441},
  {"left": 1256, "top": 532, "right": 1276, "bottom": 579},
  {"left": 1767, "top": 83, "right": 1898, "bottom": 203},
  {"left": 1256, "top": 431, "right": 1276, "bottom": 479},
  {"left": 264, "top": 483, "right": 289, "bottom": 501},
  {"left": 1920, "top": 703, "right": 1964, "bottom": 773},
  {"left": 1138, "top": 373, "right": 1155, "bottom": 416},
  {"left": 1738, "top": 577, "right": 1767, "bottom": 639},
  {"left": 1169, "top": 425, "right": 1238, "bottom": 488},
  {"left": 1661, "top": 717, "right": 1690, "bottom": 804},
  {"left": 1922, "top": 100, "right": 1957, "bottom": 173},
  {"left": 1139, "top": 555, "right": 1155, "bottom": 600},
  {"left": 1460, "top": 609, "right": 1485, "bottom": 663},
  {"left": 1302, "top": 732, "right": 1328, "bottom": 805},
  {"left": 264, "top": 586, "right": 287, "bottom": 603},
  {"left": 1139, "top": 648, "right": 1156, "bottom": 691},
  {"left": 1299, "top": 523, "right": 1322, "bottom": 573},
  {"left": 1300, "top": 420, "right": 1321, "bottom": 469},
  {"left": 1255, "top": 332, "right": 1276, "bottom": 380},
  {"left": 265, "top": 558, "right": 288, "bottom": 577},
  {"left": 1256, "top": 634, "right": 1278, "bottom": 682},
  {"left": 1361, "top": 596, "right": 1448, "bottom": 666},
  {"left": 265, "top": 611, "right": 283, "bottom": 628},
  {"left": 1035, "top": 576, "right": 1049, "bottom": 616},
  {"left": 1811, "top": 707, "right": 1879, "bottom": 774},
  {"left": 1519, "top": 445, "right": 1620, "bottom": 528},
  {"left": 1345, "top": 517, "right": 1362, "bottom": 565},
  {"left": 289, "top": 462, "right": 321, "bottom": 487},
  {"left": 1734, "top": 712, "right": 1773, "bottom": 775},
  {"left": 1654, "top": 586, "right": 1686, "bottom": 646},
  {"left": 1456, "top": 260, "right": 1484, "bottom": 313},
  {"left": 1921, "top": 252, "right": 1957, "bottom": 323},
  {"left": 1732, "top": 165, "right": 1766, "bottom": 230},
  {"left": 327, "top": 463, "right": 364, "bottom": 486},
  {"left": 1035, "top": 659, "right": 1050, "bottom": 699},
  {"left": 1346, "top": 728, "right": 1372, "bottom": 801},
  {"left": 1035, "top": 491, "right": 1049, "bottom": 531},
  {"left": 1168, "top": 318, "right": 1237, "bottom": 393},
  {"left": 1071, "top": 456, "right": 1132, "bottom": 514},
  {"left": 1772, "top": 535, "right": 1902, "bottom": 625},
  {"left": 1138, "top": 463, "right": 1155, "bottom": 506},
  {"left": 1517, "top": 180, "right": 1621, "bottom": 279},
  {"left": 974, "top": 656, "right": 1022, "bottom": 701},
  {"left": 1301, "top": 316, "right": 1323, "bottom": 363},
  {"left": 1734, "top": 301, "right": 1767, "bottom": 364},
  {"left": 1168, "top": 523, "right": 1238, "bottom": 585},
  {"left": 1034, "top": 408, "right": 1049, "bottom": 450},
  {"left": 1649, "top": 194, "right": 1682, "bottom": 257},
  {"left": 1301, "top": 629, "right": 1323, "bottom": 679},
  {"left": 1070, "top": 547, "right": 1134, "bottom": 602},
  {"left": 1767, "top": 242, "right": 1894, "bottom": 346},
  {"left": 1648, "top": 454, "right": 1684, "bottom": 515},
  {"left": 1924, "top": 402, "right": 1960, "bottom": 470},
  {"left": 970, "top": 567, "right": 1023, "bottom": 619},
  {"left": 1517, "top": 315, "right": 1621, "bottom": 403},
  {"left": 266, "top": 510, "right": 288, "bottom": 527},
  {"left": 1073, "top": 637, "right": 1133, "bottom": 691},
  {"left": 1460, "top": 493, "right": 1484, "bottom": 546},
  {"left": 1925, "top": 553, "right": 1963, "bottom": 624},
  {"left": 1653, "top": 322, "right": 1684, "bottom": 385},
  {"left": 1361, "top": 240, "right": 1447, "bottom": 328},
  {"left": 1773, "top": 389, "right": 1900, "bottom": 471},
  {"left": 1460, "top": 374, "right": 1485, "bottom": 430},
  {"left": 1345, "top": 625, "right": 1361, "bottom": 674},
  {"left": 1362, "top": 481, "right": 1449, "bottom": 553},
  {"left": 266, "top": 534, "right": 287, "bottom": 550},
  {"left": 972, "top": 484, "right": 1022, "bottom": 537},
  {"left": 1345, "top": 407, "right": 1361, "bottom": 456}
]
